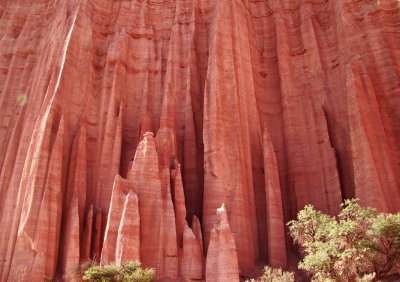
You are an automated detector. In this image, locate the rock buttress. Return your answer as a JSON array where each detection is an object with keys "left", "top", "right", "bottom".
[{"left": 206, "top": 205, "right": 240, "bottom": 282}]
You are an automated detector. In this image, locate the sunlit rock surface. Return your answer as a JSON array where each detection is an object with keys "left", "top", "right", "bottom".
[{"left": 0, "top": 0, "right": 399, "bottom": 280}]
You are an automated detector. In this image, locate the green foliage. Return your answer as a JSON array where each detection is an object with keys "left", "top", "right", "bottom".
[
  {"left": 17, "top": 94, "right": 28, "bottom": 106},
  {"left": 287, "top": 199, "right": 400, "bottom": 281},
  {"left": 83, "top": 263, "right": 120, "bottom": 281},
  {"left": 82, "top": 261, "right": 155, "bottom": 282},
  {"left": 119, "top": 261, "right": 155, "bottom": 282},
  {"left": 246, "top": 266, "right": 295, "bottom": 282}
]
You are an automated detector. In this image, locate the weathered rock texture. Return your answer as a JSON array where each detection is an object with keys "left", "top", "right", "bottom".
[
  {"left": 0, "top": 0, "right": 399, "bottom": 280},
  {"left": 206, "top": 205, "right": 240, "bottom": 282}
]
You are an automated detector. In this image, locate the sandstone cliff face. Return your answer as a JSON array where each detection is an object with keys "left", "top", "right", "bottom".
[
  {"left": 0, "top": 0, "right": 399, "bottom": 281},
  {"left": 206, "top": 205, "right": 239, "bottom": 282}
]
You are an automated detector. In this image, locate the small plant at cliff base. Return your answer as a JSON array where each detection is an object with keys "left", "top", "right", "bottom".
[
  {"left": 82, "top": 261, "right": 155, "bottom": 282},
  {"left": 287, "top": 199, "right": 400, "bottom": 282},
  {"left": 72, "top": 258, "right": 98, "bottom": 280},
  {"left": 246, "top": 266, "right": 295, "bottom": 282},
  {"left": 119, "top": 261, "right": 155, "bottom": 282}
]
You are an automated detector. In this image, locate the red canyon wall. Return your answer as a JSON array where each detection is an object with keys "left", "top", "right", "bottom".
[{"left": 0, "top": 0, "right": 399, "bottom": 281}]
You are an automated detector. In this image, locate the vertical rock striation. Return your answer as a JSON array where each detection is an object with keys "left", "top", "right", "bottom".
[
  {"left": 127, "top": 132, "right": 163, "bottom": 272},
  {"left": 101, "top": 175, "right": 138, "bottom": 265},
  {"left": 8, "top": 113, "right": 65, "bottom": 281},
  {"left": 202, "top": 0, "right": 261, "bottom": 273},
  {"left": 206, "top": 204, "right": 240, "bottom": 282},
  {"left": 115, "top": 190, "right": 140, "bottom": 266},
  {"left": 0, "top": 0, "right": 399, "bottom": 280},
  {"left": 180, "top": 223, "right": 204, "bottom": 281},
  {"left": 262, "top": 128, "right": 287, "bottom": 268}
]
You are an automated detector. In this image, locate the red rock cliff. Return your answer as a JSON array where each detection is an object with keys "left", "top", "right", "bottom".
[{"left": 0, "top": 0, "right": 399, "bottom": 281}]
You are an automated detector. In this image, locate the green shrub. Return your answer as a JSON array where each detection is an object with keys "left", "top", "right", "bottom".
[
  {"left": 246, "top": 266, "right": 295, "bottom": 282},
  {"left": 83, "top": 263, "right": 120, "bottom": 281},
  {"left": 81, "top": 260, "right": 155, "bottom": 282},
  {"left": 119, "top": 261, "right": 155, "bottom": 282},
  {"left": 287, "top": 199, "right": 400, "bottom": 281}
]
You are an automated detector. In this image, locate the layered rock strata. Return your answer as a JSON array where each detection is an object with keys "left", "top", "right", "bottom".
[{"left": 0, "top": 0, "right": 399, "bottom": 281}]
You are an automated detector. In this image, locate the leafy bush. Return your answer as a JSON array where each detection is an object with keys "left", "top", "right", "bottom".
[
  {"left": 287, "top": 199, "right": 400, "bottom": 281},
  {"left": 246, "top": 266, "right": 295, "bottom": 282},
  {"left": 119, "top": 261, "right": 155, "bottom": 282},
  {"left": 82, "top": 261, "right": 155, "bottom": 282},
  {"left": 83, "top": 263, "right": 120, "bottom": 281}
]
